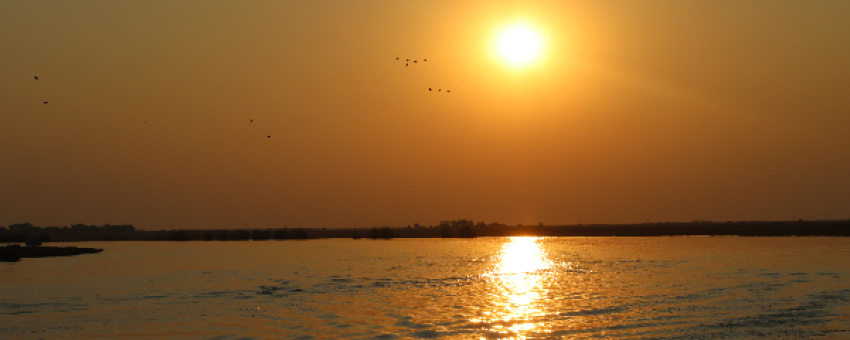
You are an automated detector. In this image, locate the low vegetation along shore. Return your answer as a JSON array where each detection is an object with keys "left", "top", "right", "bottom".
[
  {"left": 2, "top": 220, "right": 850, "bottom": 243},
  {"left": 1, "top": 244, "right": 103, "bottom": 262}
]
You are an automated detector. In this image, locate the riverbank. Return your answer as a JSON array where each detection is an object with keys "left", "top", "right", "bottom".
[
  {"left": 1, "top": 245, "right": 103, "bottom": 262},
  {"left": 3, "top": 220, "right": 848, "bottom": 242},
  {"left": 3, "top": 220, "right": 850, "bottom": 243}
]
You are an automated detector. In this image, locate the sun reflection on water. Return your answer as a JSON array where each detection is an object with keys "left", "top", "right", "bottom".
[{"left": 473, "top": 237, "right": 553, "bottom": 339}]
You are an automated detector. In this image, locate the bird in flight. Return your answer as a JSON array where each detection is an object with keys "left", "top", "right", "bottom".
[
  {"left": 423, "top": 59, "right": 427, "bottom": 61},
  {"left": 438, "top": 89, "right": 441, "bottom": 92},
  {"left": 267, "top": 136, "right": 271, "bottom": 138},
  {"left": 396, "top": 57, "right": 399, "bottom": 60},
  {"left": 43, "top": 101, "right": 48, "bottom": 104},
  {"left": 428, "top": 87, "right": 432, "bottom": 91},
  {"left": 405, "top": 63, "right": 408, "bottom": 67},
  {"left": 250, "top": 119, "right": 254, "bottom": 122},
  {"left": 413, "top": 60, "right": 417, "bottom": 64},
  {"left": 446, "top": 90, "right": 451, "bottom": 93},
  {"left": 34, "top": 76, "right": 39, "bottom": 81}
]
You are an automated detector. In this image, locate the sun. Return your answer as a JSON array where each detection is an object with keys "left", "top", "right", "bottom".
[{"left": 496, "top": 25, "right": 542, "bottom": 66}]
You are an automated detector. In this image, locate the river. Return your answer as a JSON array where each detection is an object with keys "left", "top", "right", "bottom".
[{"left": 2, "top": 237, "right": 849, "bottom": 339}]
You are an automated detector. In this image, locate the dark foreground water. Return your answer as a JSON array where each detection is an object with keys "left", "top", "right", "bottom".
[{"left": 1, "top": 237, "right": 849, "bottom": 339}]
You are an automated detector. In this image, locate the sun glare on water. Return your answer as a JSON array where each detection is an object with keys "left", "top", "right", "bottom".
[
  {"left": 472, "top": 237, "right": 553, "bottom": 337},
  {"left": 496, "top": 25, "right": 543, "bottom": 66}
]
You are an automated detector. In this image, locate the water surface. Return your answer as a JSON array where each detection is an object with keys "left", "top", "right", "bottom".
[{"left": 2, "top": 237, "right": 849, "bottom": 339}]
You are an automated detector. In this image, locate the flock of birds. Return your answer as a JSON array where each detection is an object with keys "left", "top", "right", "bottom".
[
  {"left": 35, "top": 76, "right": 48, "bottom": 104},
  {"left": 32, "top": 75, "right": 273, "bottom": 138},
  {"left": 249, "top": 119, "right": 271, "bottom": 138},
  {"left": 397, "top": 57, "right": 452, "bottom": 93},
  {"left": 31, "top": 56, "right": 453, "bottom": 139},
  {"left": 397, "top": 57, "right": 426, "bottom": 66}
]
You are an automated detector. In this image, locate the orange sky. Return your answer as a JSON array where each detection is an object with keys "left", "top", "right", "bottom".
[{"left": 2, "top": 1, "right": 850, "bottom": 229}]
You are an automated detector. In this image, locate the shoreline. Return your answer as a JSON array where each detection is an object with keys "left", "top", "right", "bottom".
[
  {"left": 1, "top": 245, "right": 103, "bottom": 262},
  {"left": 3, "top": 220, "right": 849, "bottom": 242}
]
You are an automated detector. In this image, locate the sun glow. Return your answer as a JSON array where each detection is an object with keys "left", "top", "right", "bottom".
[{"left": 497, "top": 25, "right": 543, "bottom": 66}]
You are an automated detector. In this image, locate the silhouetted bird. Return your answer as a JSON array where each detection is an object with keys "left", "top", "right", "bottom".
[
  {"left": 34, "top": 76, "right": 39, "bottom": 81},
  {"left": 446, "top": 90, "right": 451, "bottom": 93},
  {"left": 396, "top": 57, "right": 399, "bottom": 60},
  {"left": 413, "top": 61, "right": 417, "bottom": 64},
  {"left": 405, "top": 63, "right": 408, "bottom": 67},
  {"left": 250, "top": 119, "right": 253, "bottom": 122},
  {"left": 438, "top": 89, "right": 441, "bottom": 92},
  {"left": 43, "top": 101, "right": 48, "bottom": 104},
  {"left": 423, "top": 59, "right": 427, "bottom": 61},
  {"left": 267, "top": 136, "right": 271, "bottom": 138},
  {"left": 429, "top": 88, "right": 432, "bottom": 91},
  {"left": 406, "top": 59, "right": 409, "bottom": 61}
]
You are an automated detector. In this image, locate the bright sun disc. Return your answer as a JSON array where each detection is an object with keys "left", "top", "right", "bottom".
[{"left": 497, "top": 25, "right": 542, "bottom": 65}]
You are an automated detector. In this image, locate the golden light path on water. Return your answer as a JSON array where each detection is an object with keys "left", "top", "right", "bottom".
[{"left": 473, "top": 237, "right": 553, "bottom": 339}]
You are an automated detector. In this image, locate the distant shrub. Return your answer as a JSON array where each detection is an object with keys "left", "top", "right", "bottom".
[
  {"left": 369, "top": 227, "right": 394, "bottom": 239},
  {"left": 38, "top": 233, "right": 51, "bottom": 242},
  {"left": 291, "top": 228, "right": 307, "bottom": 240},
  {"left": 231, "top": 230, "right": 251, "bottom": 240},
  {"left": 0, "top": 234, "right": 27, "bottom": 243},
  {"left": 0, "top": 248, "right": 20, "bottom": 262},
  {"left": 251, "top": 230, "right": 270, "bottom": 241},
  {"left": 168, "top": 230, "right": 191, "bottom": 241},
  {"left": 273, "top": 229, "right": 289, "bottom": 240}
]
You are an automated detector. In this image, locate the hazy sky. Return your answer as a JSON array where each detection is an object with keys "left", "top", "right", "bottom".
[{"left": 2, "top": 1, "right": 849, "bottom": 230}]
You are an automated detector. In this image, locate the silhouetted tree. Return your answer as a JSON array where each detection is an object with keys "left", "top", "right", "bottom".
[
  {"left": 38, "top": 233, "right": 51, "bottom": 243},
  {"left": 203, "top": 232, "right": 215, "bottom": 241},
  {"left": 441, "top": 225, "right": 454, "bottom": 238},
  {"left": 9, "top": 222, "right": 33, "bottom": 229},
  {"left": 217, "top": 230, "right": 230, "bottom": 241},
  {"left": 459, "top": 225, "right": 476, "bottom": 238}
]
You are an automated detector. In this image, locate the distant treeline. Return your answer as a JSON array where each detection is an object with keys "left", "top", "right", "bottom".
[
  {"left": 3, "top": 219, "right": 850, "bottom": 242},
  {"left": 168, "top": 228, "right": 309, "bottom": 241},
  {"left": 0, "top": 223, "right": 135, "bottom": 243}
]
